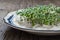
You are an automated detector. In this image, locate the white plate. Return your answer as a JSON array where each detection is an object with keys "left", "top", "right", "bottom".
[{"left": 4, "top": 9, "right": 60, "bottom": 35}]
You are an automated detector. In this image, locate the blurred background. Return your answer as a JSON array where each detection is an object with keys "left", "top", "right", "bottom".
[{"left": 0, "top": 0, "right": 60, "bottom": 11}]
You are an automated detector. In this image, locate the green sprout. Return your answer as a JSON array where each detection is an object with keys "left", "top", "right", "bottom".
[{"left": 16, "top": 4, "right": 60, "bottom": 26}]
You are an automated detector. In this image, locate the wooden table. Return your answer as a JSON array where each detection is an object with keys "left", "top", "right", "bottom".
[{"left": 0, "top": 0, "right": 60, "bottom": 40}]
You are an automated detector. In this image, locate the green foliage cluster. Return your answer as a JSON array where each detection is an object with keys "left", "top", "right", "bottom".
[{"left": 17, "top": 4, "right": 60, "bottom": 26}]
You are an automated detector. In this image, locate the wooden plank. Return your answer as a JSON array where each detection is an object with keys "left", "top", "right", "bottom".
[
  {"left": 3, "top": 28, "right": 60, "bottom": 40},
  {"left": 0, "top": 10, "right": 10, "bottom": 40}
]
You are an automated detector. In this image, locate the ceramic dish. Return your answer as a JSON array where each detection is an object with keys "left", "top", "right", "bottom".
[{"left": 4, "top": 9, "right": 60, "bottom": 35}]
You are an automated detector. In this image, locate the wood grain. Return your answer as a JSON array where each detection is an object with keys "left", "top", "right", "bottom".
[
  {"left": 0, "top": 0, "right": 60, "bottom": 40},
  {"left": 3, "top": 28, "right": 60, "bottom": 40}
]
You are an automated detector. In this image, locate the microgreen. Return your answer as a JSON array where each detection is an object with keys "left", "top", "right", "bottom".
[{"left": 16, "top": 4, "right": 60, "bottom": 26}]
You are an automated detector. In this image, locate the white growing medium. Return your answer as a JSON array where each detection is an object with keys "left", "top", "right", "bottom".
[
  {"left": 13, "top": 14, "right": 32, "bottom": 28},
  {"left": 12, "top": 14, "right": 60, "bottom": 30}
]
